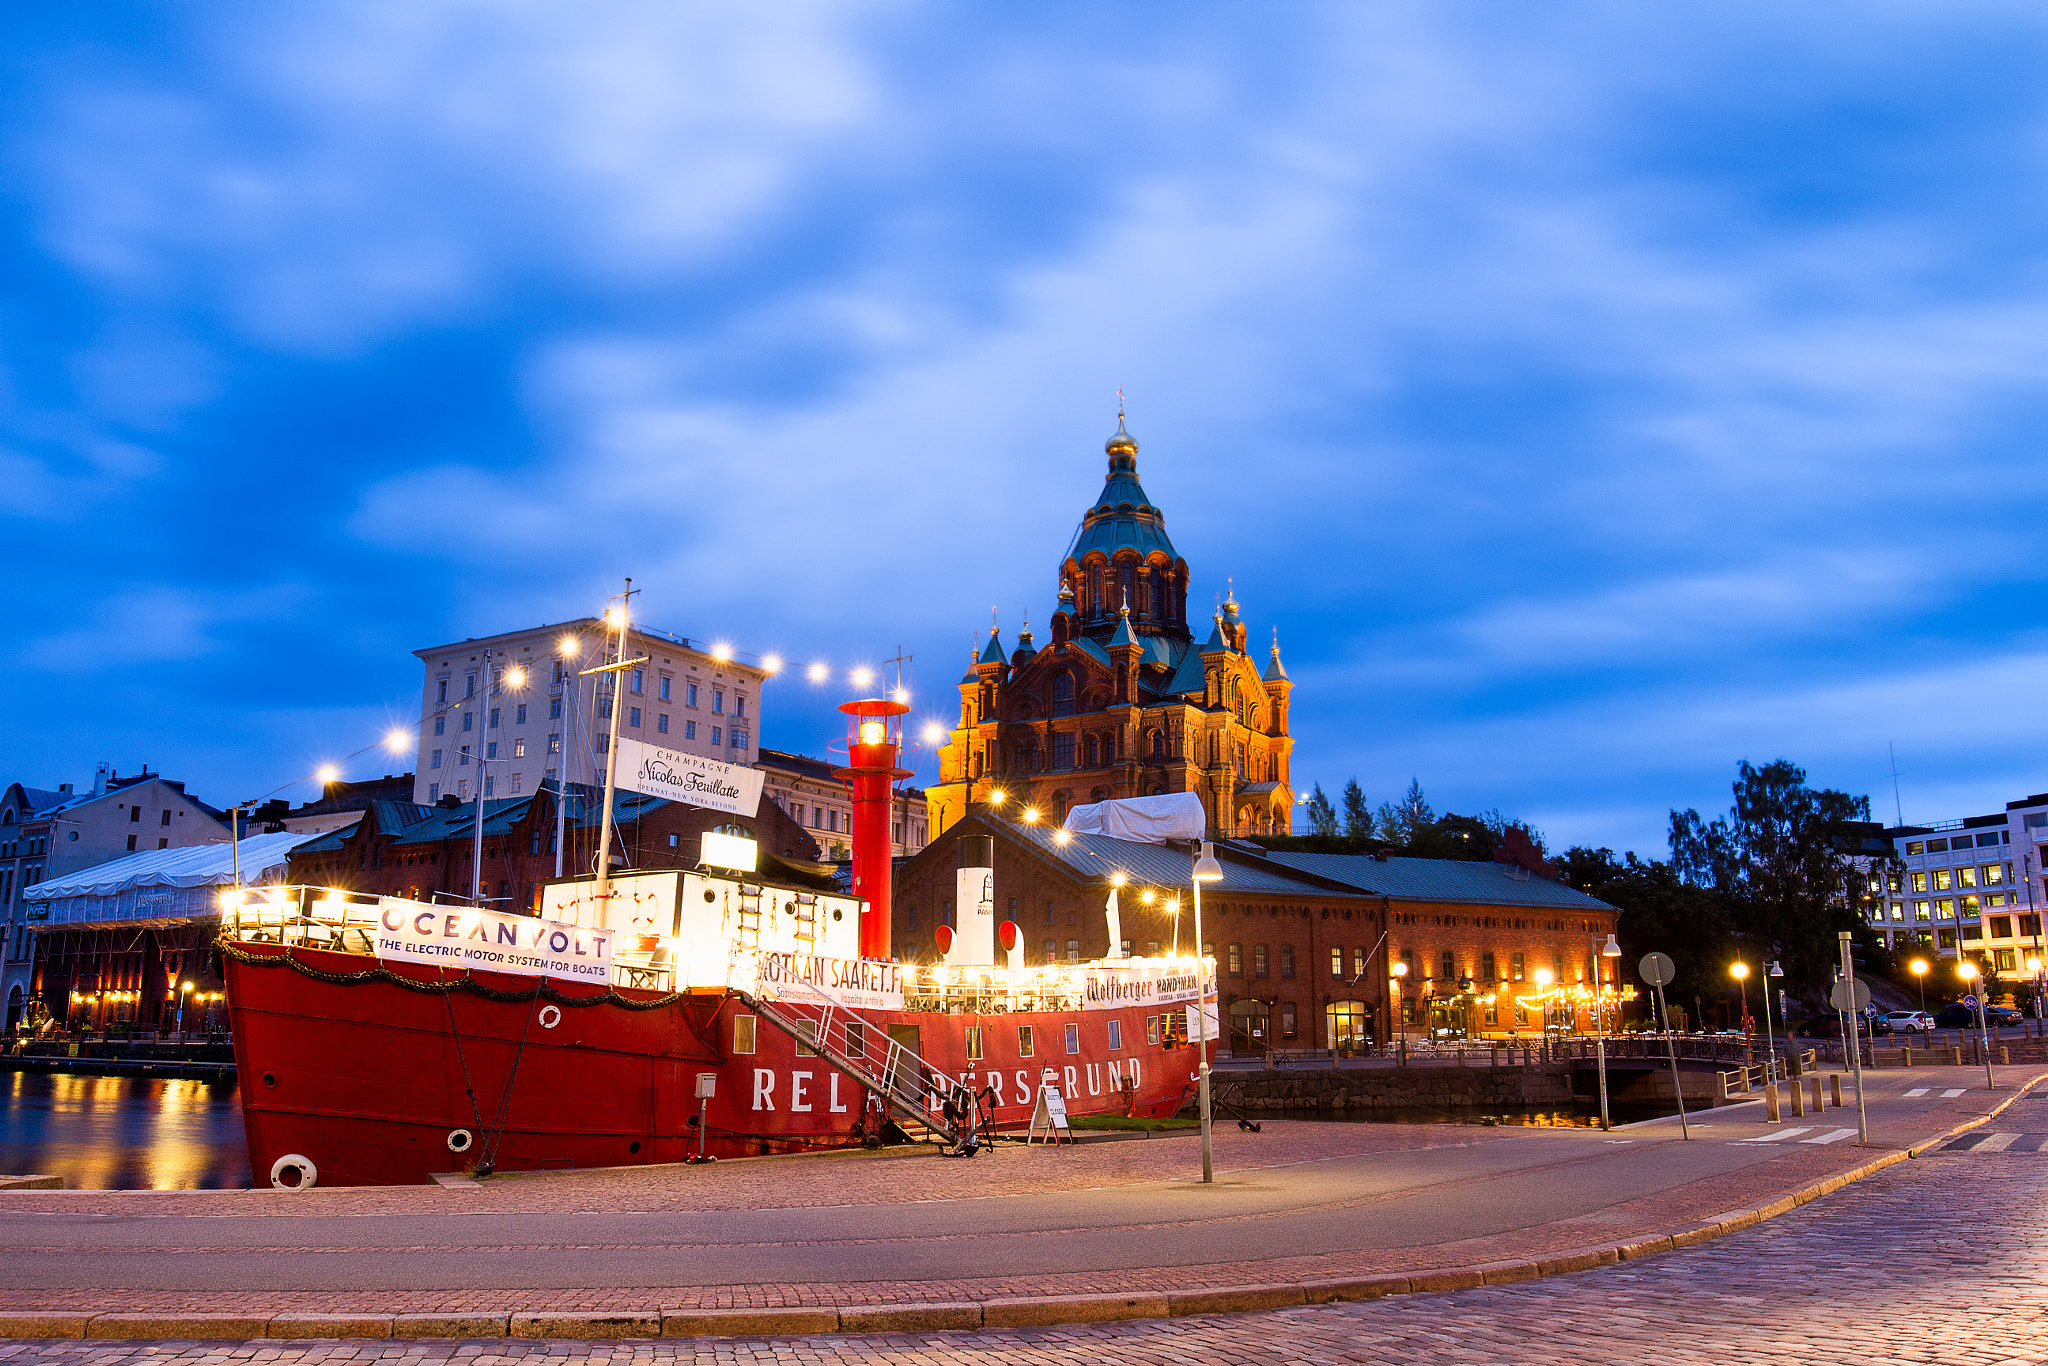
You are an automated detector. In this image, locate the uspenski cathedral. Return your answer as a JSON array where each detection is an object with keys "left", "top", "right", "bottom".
[{"left": 925, "top": 412, "right": 1295, "bottom": 839}]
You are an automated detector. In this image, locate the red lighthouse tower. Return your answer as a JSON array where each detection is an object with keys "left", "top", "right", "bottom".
[{"left": 835, "top": 697, "right": 913, "bottom": 960}]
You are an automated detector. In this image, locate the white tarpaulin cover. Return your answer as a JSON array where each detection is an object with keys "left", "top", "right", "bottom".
[
  {"left": 1061, "top": 791, "right": 1206, "bottom": 843},
  {"left": 24, "top": 831, "right": 318, "bottom": 900}
]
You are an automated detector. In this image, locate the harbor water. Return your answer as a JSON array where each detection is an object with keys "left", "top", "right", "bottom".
[{"left": 0, "top": 1071, "right": 250, "bottom": 1190}]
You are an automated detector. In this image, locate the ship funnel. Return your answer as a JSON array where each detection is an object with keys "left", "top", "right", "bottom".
[{"left": 953, "top": 835, "right": 995, "bottom": 966}]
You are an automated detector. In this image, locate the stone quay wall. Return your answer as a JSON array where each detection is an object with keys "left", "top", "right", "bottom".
[{"left": 1211, "top": 1065, "right": 1576, "bottom": 1113}]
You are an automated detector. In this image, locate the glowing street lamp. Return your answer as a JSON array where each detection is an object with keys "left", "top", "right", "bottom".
[
  {"left": 1191, "top": 840, "right": 1224, "bottom": 1184},
  {"left": 1910, "top": 957, "right": 1930, "bottom": 1014},
  {"left": 1730, "top": 961, "right": 1752, "bottom": 1064},
  {"left": 1957, "top": 959, "right": 1996, "bottom": 1090}
]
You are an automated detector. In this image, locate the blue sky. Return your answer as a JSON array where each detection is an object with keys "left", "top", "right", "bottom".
[{"left": 5, "top": 3, "right": 2047, "bottom": 855}]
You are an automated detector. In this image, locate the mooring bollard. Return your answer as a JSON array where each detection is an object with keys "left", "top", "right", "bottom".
[
  {"left": 1830, "top": 1074, "right": 1843, "bottom": 1108},
  {"left": 1809, "top": 1075, "right": 1825, "bottom": 1111},
  {"left": 1766, "top": 1081, "right": 1782, "bottom": 1122},
  {"left": 1790, "top": 1076, "right": 1806, "bottom": 1116}
]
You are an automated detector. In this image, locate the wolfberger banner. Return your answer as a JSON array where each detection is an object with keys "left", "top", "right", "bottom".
[
  {"left": 613, "top": 736, "right": 764, "bottom": 816},
  {"left": 753, "top": 948, "right": 905, "bottom": 1011},
  {"left": 375, "top": 898, "right": 613, "bottom": 983},
  {"left": 1076, "top": 960, "right": 1210, "bottom": 1011}
]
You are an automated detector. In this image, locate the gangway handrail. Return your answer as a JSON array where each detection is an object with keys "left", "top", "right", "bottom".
[{"left": 732, "top": 989, "right": 969, "bottom": 1149}]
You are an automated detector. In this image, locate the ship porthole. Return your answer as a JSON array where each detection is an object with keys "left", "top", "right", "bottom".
[
  {"left": 628, "top": 1140, "right": 642, "bottom": 1154},
  {"left": 269, "top": 1154, "right": 317, "bottom": 1190},
  {"left": 446, "top": 1128, "right": 475, "bottom": 1154},
  {"left": 537, "top": 1004, "right": 562, "bottom": 1029},
  {"left": 261, "top": 1073, "right": 277, "bottom": 1088}
]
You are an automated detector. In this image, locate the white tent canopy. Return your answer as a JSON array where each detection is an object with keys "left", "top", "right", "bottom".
[
  {"left": 1060, "top": 791, "right": 1206, "bottom": 844},
  {"left": 25, "top": 830, "right": 320, "bottom": 900}
]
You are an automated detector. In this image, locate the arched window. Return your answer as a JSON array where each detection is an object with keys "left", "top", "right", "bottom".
[
  {"left": 1053, "top": 791, "right": 1069, "bottom": 822},
  {"left": 1084, "top": 734, "right": 1098, "bottom": 767},
  {"left": 1052, "top": 674, "right": 1074, "bottom": 717},
  {"left": 1149, "top": 729, "right": 1164, "bottom": 758}
]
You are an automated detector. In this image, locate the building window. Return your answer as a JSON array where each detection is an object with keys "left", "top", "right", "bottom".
[
  {"left": 1511, "top": 952, "right": 1525, "bottom": 981},
  {"left": 484, "top": 776, "right": 495, "bottom": 796},
  {"left": 735, "top": 694, "right": 747, "bottom": 719},
  {"left": 1934, "top": 869, "right": 1953, "bottom": 891},
  {"left": 130, "top": 805, "right": 141, "bottom": 823},
  {"left": 486, "top": 742, "right": 499, "bottom": 760},
  {"left": 1107, "top": 1019, "right": 1123, "bottom": 1051},
  {"left": 428, "top": 784, "right": 439, "bottom": 801},
  {"left": 1065, "top": 1022, "right": 1081, "bottom": 1053},
  {"left": 1281, "top": 1001, "right": 1297, "bottom": 1039},
  {"left": 1228, "top": 943, "right": 1243, "bottom": 977},
  {"left": 1044, "top": 939, "right": 1058, "bottom": 963},
  {"left": 1986, "top": 864, "right": 2006, "bottom": 885},
  {"left": 1253, "top": 944, "right": 1269, "bottom": 978},
  {"left": 624, "top": 707, "right": 638, "bottom": 728},
  {"left": 489, "top": 708, "right": 501, "bottom": 728},
  {"left": 1280, "top": 944, "right": 1295, "bottom": 978},
  {"left": 1052, "top": 733, "right": 1074, "bottom": 769},
  {"left": 549, "top": 698, "right": 561, "bottom": 720},
  {"left": 1482, "top": 951, "right": 1496, "bottom": 981},
  {"left": 434, "top": 716, "right": 445, "bottom": 735},
  {"left": 711, "top": 727, "right": 722, "bottom": 746},
  {"left": 659, "top": 676, "right": 672, "bottom": 702},
  {"left": 465, "top": 673, "right": 476, "bottom": 698},
  {"left": 1052, "top": 674, "right": 1074, "bottom": 717},
  {"left": 516, "top": 703, "right": 527, "bottom": 724},
  {"left": 126, "top": 834, "right": 137, "bottom": 851},
  {"left": 1354, "top": 946, "right": 1366, "bottom": 978},
  {"left": 437, "top": 679, "right": 449, "bottom": 704},
  {"left": 657, "top": 714, "right": 669, "bottom": 734},
  {"left": 1330, "top": 946, "right": 1342, "bottom": 979},
  {"left": 547, "top": 734, "right": 561, "bottom": 754},
  {"left": 510, "top": 773, "right": 523, "bottom": 794},
  {"left": 1440, "top": 950, "right": 1455, "bottom": 983},
  {"left": 631, "top": 668, "right": 644, "bottom": 695},
  {"left": 714, "top": 690, "right": 725, "bottom": 715},
  {"left": 460, "top": 746, "right": 471, "bottom": 765},
  {"left": 732, "top": 729, "right": 749, "bottom": 750},
  {"left": 463, "top": 712, "right": 473, "bottom": 732},
  {"left": 685, "top": 720, "right": 697, "bottom": 740},
  {"left": 431, "top": 750, "right": 443, "bottom": 769},
  {"left": 688, "top": 681, "right": 699, "bottom": 707},
  {"left": 514, "top": 739, "right": 526, "bottom": 757},
  {"left": 1066, "top": 939, "right": 1081, "bottom": 962},
  {"left": 458, "top": 780, "right": 469, "bottom": 798}
]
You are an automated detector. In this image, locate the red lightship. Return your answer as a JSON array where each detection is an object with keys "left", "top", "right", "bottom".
[{"left": 223, "top": 685, "right": 1213, "bottom": 1188}]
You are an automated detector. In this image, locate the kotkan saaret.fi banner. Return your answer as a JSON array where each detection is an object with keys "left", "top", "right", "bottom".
[{"left": 613, "top": 736, "right": 765, "bottom": 817}]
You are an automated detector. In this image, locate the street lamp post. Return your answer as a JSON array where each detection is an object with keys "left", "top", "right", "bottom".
[
  {"left": 1910, "top": 958, "right": 1929, "bottom": 1015},
  {"left": 1730, "top": 961, "right": 1752, "bottom": 1068},
  {"left": 1762, "top": 960, "right": 1782, "bottom": 1087},
  {"left": 1192, "top": 840, "right": 1224, "bottom": 1185},
  {"left": 2030, "top": 956, "right": 2045, "bottom": 1040},
  {"left": 1596, "top": 933, "right": 1621, "bottom": 1130},
  {"left": 1958, "top": 959, "right": 1996, "bottom": 1091},
  {"left": 1391, "top": 961, "right": 1408, "bottom": 1049}
]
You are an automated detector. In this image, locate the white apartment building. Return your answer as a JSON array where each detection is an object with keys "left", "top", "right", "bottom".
[
  {"left": 1868, "top": 791, "right": 2048, "bottom": 974},
  {"left": 410, "top": 619, "right": 770, "bottom": 807},
  {"left": 755, "top": 748, "right": 928, "bottom": 861}
]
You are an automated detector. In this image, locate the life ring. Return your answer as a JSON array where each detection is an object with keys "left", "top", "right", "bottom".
[
  {"left": 269, "top": 1154, "right": 318, "bottom": 1190},
  {"left": 537, "top": 1004, "right": 562, "bottom": 1029},
  {"left": 446, "top": 1128, "right": 475, "bottom": 1154}
]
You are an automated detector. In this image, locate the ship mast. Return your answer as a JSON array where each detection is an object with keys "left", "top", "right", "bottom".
[{"left": 582, "top": 579, "right": 645, "bottom": 919}]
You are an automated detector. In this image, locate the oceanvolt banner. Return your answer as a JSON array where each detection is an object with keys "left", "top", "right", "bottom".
[
  {"left": 613, "top": 736, "right": 765, "bottom": 816},
  {"left": 374, "top": 898, "right": 613, "bottom": 983}
]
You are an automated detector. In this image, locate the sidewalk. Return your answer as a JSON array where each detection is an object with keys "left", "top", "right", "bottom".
[{"left": 1, "top": 1066, "right": 2037, "bottom": 1340}]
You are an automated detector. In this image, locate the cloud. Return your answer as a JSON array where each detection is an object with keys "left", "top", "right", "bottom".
[{"left": 17, "top": 584, "right": 309, "bottom": 673}]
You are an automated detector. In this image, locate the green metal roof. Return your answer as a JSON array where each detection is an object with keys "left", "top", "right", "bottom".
[{"left": 1260, "top": 851, "right": 1620, "bottom": 912}]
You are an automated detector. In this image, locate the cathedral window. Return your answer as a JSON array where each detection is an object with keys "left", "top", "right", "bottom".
[
  {"left": 1052, "top": 674, "right": 1074, "bottom": 717},
  {"left": 1052, "top": 733, "right": 1074, "bottom": 770},
  {"left": 1084, "top": 734, "right": 1098, "bottom": 767}
]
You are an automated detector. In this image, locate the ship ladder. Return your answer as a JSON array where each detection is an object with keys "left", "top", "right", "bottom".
[{"left": 733, "top": 992, "right": 970, "bottom": 1150}]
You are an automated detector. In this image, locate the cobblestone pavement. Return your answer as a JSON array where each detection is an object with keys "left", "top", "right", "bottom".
[{"left": 4, "top": 1135, "right": 2045, "bottom": 1365}]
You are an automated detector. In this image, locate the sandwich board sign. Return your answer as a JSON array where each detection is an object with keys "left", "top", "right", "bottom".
[{"left": 1027, "top": 1077, "right": 1072, "bottom": 1145}]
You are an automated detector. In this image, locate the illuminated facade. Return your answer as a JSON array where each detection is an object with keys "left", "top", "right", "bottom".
[{"left": 926, "top": 415, "right": 1294, "bottom": 839}]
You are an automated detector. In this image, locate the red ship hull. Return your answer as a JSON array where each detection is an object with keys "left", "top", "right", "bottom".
[{"left": 226, "top": 942, "right": 1210, "bottom": 1187}]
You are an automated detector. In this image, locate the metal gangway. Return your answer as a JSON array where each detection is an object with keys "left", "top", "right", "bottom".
[{"left": 732, "top": 991, "right": 972, "bottom": 1150}]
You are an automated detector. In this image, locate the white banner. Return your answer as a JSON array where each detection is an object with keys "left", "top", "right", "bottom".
[
  {"left": 375, "top": 899, "right": 613, "bottom": 983},
  {"left": 1076, "top": 959, "right": 1211, "bottom": 1012},
  {"left": 752, "top": 948, "right": 905, "bottom": 1011},
  {"left": 614, "top": 736, "right": 764, "bottom": 816}
]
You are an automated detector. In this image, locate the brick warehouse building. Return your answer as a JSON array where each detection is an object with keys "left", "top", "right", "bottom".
[
  {"left": 924, "top": 413, "right": 1295, "bottom": 841},
  {"left": 894, "top": 812, "right": 1621, "bottom": 1052},
  {"left": 285, "top": 781, "right": 825, "bottom": 909}
]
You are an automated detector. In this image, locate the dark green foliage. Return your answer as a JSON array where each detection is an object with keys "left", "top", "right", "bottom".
[
  {"left": 1304, "top": 783, "right": 1339, "bottom": 839},
  {"left": 1341, "top": 780, "right": 1371, "bottom": 840},
  {"left": 1555, "top": 846, "right": 1732, "bottom": 1008},
  {"left": 1669, "top": 759, "right": 1875, "bottom": 993}
]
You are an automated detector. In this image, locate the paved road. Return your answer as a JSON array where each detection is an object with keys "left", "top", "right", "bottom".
[{"left": 7, "top": 1092, "right": 2047, "bottom": 1364}]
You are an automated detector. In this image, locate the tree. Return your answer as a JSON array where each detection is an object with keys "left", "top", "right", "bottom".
[
  {"left": 1341, "top": 779, "right": 1371, "bottom": 840},
  {"left": 1303, "top": 784, "right": 1339, "bottom": 839},
  {"left": 1556, "top": 846, "right": 1733, "bottom": 1014},
  {"left": 1669, "top": 759, "right": 1873, "bottom": 992}
]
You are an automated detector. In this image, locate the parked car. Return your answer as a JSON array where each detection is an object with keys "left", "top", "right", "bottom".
[
  {"left": 1793, "top": 1016, "right": 1846, "bottom": 1038},
  {"left": 1881, "top": 1010, "right": 1937, "bottom": 1035},
  {"left": 1934, "top": 1003, "right": 2026, "bottom": 1029}
]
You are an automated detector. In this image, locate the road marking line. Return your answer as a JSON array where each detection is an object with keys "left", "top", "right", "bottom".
[
  {"left": 1904, "top": 1088, "right": 1929, "bottom": 1097},
  {"left": 1975, "top": 1132, "right": 2019, "bottom": 1152},
  {"left": 1800, "top": 1128, "right": 1859, "bottom": 1146},
  {"left": 1943, "top": 1089, "right": 1967, "bottom": 1098},
  {"left": 1737, "top": 1127, "right": 1812, "bottom": 1143}
]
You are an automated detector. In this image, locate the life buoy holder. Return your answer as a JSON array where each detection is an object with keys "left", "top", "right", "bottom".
[
  {"left": 447, "top": 1128, "right": 475, "bottom": 1154},
  {"left": 269, "top": 1154, "right": 318, "bottom": 1190},
  {"left": 537, "top": 1004, "right": 562, "bottom": 1029}
]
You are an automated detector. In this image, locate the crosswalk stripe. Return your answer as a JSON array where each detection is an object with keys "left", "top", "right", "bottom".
[
  {"left": 1800, "top": 1128, "right": 1859, "bottom": 1145},
  {"left": 1904, "top": 1088, "right": 1929, "bottom": 1097},
  {"left": 1976, "top": 1132, "right": 2019, "bottom": 1152},
  {"left": 1943, "top": 1089, "right": 1967, "bottom": 1098},
  {"left": 1738, "top": 1127, "right": 1813, "bottom": 1143}
]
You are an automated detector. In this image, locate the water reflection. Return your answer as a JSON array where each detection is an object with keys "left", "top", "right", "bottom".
[
  {"left": 0, "top": 1071, "right": 250, "bottom": 1189},
  {"left": 1312, "top": 1102, "right": 1678, "bottom": 1128}
]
